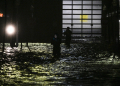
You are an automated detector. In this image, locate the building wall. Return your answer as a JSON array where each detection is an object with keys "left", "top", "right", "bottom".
[
  {"left": 102, "top": 0, "right": 119, "bottom": 44},
  {"left": 0, "top": 0, "right": 62, "bottom": 43},
  {"left": 18, "top": 0, "right": 62, "bottom": 43}
]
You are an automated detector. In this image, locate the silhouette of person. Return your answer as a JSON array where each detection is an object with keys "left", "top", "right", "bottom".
[
  {"left": 51, "top": 33, "right": 61, "bottom": 58},
  {"left": 64, "top": 27, "right": 72, "bottom": 48}
]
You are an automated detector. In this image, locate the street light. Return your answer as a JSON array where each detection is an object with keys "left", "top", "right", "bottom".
[
  {"left": 6, "top": 25, "right": 16, "bottom": 48},
  {"left": 6, "top": 25, "right": 15, "bottom": 35}
]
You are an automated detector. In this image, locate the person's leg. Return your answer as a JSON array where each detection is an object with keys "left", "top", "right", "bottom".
[
  {"left": 53, "top": 47, "right": 56, "bottom": 57},
  {"left": 58, "top": 47, "right": 61, "bottom": 56},
  {"left": 51, "top": 48, "right": 56, "bottom": 63},
  {"left": 66, "top": 41, "right": 70, "bottom": 48},
  {"left": 53, "top": 46, "right": 60, "bottom": 60},
  {"left": 55, "top": 47, "right": 61, "bottom": 60},
  {"left": 68, "top": 40, "right": 71, "bottom": 48},
  {"left": 65, "top": 39, "right": 67, "bottom": 46}
]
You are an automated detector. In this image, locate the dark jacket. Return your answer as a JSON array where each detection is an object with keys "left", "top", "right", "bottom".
[
  {"left": 51, "top": 34, "right": 61, "bottom": 56},
  {"left": 64, "top": 29, "right": 72, "bottom": 39},
  {"left": 51, "top": 37, "right": 61, "bottom": 47}
]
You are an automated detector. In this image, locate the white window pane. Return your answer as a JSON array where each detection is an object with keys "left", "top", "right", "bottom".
[
  {"left": 73, "top": 29, "right": 81, "bottom": 32},
  {"left": 63, "top": 15, "right": 71, "bottom": 18},
  {"left": 93, "top": 20, "right": 101, "bottom": 23},
  {"left": 93, "top": 5, "right": 102, "bottom": 9},
  {"left": 93, "top": 10, "right": 101, "bottom": 14},
  {"left": 73, "top": 20, "right": 81, "bottom": 23},
  {"left": 73, "top": 25, "right": 81, "bottom": 28},
  {"left": 72, "top": 34, "right": 81, "bottom": 37},
  {"left": 83, "top": 25, "right": 91, "bottom": 28},
  {"left": 73, "top": 15, "right": 92, "bottom": 19},
  {"left": 81, "top": 15, "right": 92, "bottom": 19},
  {"left": 83, "top": 5, "right": 92, "bottom": 9},
  {"left": 62, "top": 24, "right": 71, "bottom": 28},
  {"left": 73, "top": 10, "right": 82, "bottom": 14},
  {"left": 73, "top": 5, "right": 82, "bottom": 9},
  {"left": 73, "top": 31, "right": 81, "bottom": 33},
  {"left": 82, "top": 34, "right": 91, "bottom": 37},
  {"left": 73, "top": 20, "right": 91, "bottom": 23},
  {"left": 82, "top": 20, "right": 91, "bottom": 23},
  {"left": 93, "top": 15, "right": 101, "bottom": 19},
  {"left": 83, "top": 1, "right": 92, "bottom": 4},
  {"left": 92, "top": 29, "right": 101, "bottom": 33},
  {"left": 63, "top": 1, "right": 72, "bottom": 4},
  {"left": 92, "top": 25, "right": 101, "bottom": 28},
  {"left": 82, "top": 29, "right": 91, "bottom": 33},
  {"left": 73, "top": 29, "right": 82, "bottom": 33},
  {"left": 73, "top": 1, "right": 82, "bottom": 4},
  {"left": 92, "top": 34, "right": 101, "bottom": 37},
  {"left": 62, "top": 20, "right": 71, "bottom": 23},
  {"left": 73, "top": 15, "right": 80, "bottom": 18},
  {"left": 63, "top": 10, "right": 72, "bottom": 14},
  {"left": 93, "top": 1, "right": 102, "bottom": 4},
  {"left": 63, "top": 5, "right": 72, "bottom": 9},
  {"left": 83, "top": 10, "right": 92, "bottom": 14}
]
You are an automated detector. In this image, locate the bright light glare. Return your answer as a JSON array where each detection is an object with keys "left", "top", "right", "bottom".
[{"left": 6, "top": 25, "right": 15, "bottom": 35}]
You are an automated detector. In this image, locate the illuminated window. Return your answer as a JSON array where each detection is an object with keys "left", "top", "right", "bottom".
[{"left": 62, "top": 0, "right": 102, "bottom": 40}]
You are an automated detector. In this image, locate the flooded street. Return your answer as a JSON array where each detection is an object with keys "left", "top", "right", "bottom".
[{"left": 0, "top": 43, "right": 120, "bottom": 86}]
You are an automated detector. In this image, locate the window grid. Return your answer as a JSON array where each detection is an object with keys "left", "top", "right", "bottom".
[{"left": 62, "top": 0, "right": 102, "bottom": 39}]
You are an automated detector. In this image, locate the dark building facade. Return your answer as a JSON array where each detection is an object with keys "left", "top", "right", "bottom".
[
  {"left": 0, "top": 0, "right": 119, "bottom": 47},
  {"left": 101, "top": 0, "right": 119, "bottom": 51},
  {"left": 18, "top": 0, "right": 62, "bottom": 43}
]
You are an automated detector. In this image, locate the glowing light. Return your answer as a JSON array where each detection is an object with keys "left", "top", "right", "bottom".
[
  {"left": 6, "top": 25, "right": 15, "bottom": 35},
  {"left": 0, "top": 13, "right": 3, "bottom": 17}
]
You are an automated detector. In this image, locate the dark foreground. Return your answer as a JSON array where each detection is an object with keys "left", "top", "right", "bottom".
[{"left": 0, "top": 43, "right": 120, "bottom": 86}]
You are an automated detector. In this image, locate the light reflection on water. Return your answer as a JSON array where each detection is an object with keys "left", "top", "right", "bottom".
[{"left": 0, "top": 43, "right": 120, "bottom": 85}]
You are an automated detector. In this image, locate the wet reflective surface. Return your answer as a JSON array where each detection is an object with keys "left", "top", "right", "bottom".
[{"left": 0, "top": 43, "right": 120, "bottom": 85}]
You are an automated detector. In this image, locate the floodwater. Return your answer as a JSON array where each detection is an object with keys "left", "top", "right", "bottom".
[{"left": 0, "top": 43, "right": 120, "bottom": 86}]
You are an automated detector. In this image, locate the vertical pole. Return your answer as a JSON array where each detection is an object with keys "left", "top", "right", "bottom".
[
  {"left": 117, "top": 0, "right": 119, "bottom": 53},
  {"left": 71, "top": 0, "right": 73, "bottom": 42},
  {"left": 21, "top": 42, "right": 22, "bottom": 50},
  {"left": 2, "top": 0, "right": 7, "bottom": 55},
  {"left": 16, "top": 20, "right": 18, "bottom": 47},
  {"left": 16, "top": 5, "right": 18, "bottom": 47},
  {"left": 15, "top": 0, "right": 20, "bottom": 47}
]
